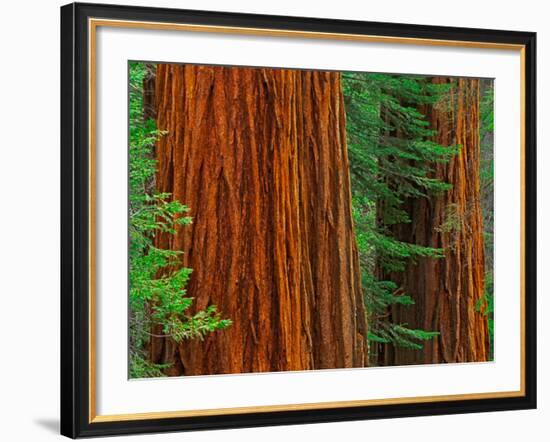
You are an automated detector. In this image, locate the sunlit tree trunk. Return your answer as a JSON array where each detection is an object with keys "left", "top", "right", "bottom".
[
  {"left": 380, "top": 78, "right": 489, "bottom": 365},
  {"left": 149, "top": 64, "right": 367, "bottom": 375}
]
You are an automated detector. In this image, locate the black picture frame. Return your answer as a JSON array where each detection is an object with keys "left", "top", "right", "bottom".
[{"left": 61, "top": 2, "right": 537, "bottom": 438}]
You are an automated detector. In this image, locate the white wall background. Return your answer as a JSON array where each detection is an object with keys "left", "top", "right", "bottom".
[{"left": 0, "top": 0, "right": 546, "bottom": 440}]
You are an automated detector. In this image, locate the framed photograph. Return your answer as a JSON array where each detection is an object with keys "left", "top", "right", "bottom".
[{"left": 60, "top": 2, "right": 536, "bottom": 438}]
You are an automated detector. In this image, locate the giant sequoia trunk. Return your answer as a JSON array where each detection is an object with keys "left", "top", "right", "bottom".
[
  {"left": 150, "top": 64, "right": 367, "bottom": 375},
  {"left": 379, "top": 78, "right": 489, "bottom": 365}
]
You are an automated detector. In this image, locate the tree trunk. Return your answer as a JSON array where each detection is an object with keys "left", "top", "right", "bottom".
[
  {"left": 150, "top": 64, "right": 367, "bottom": 375},
  {"left": 380, "top": 78, "right": 489, "bottom": 365}
]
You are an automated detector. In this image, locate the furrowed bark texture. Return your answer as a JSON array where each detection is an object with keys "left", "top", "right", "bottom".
[
  {"left": 380, "top": 78, "right": 489, "bottom": 365},
  {"left": 150, "top": 64, "right": 367, "bottom": 375}
]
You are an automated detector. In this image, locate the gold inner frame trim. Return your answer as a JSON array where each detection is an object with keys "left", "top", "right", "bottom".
[{"left": 88, "top": 17, "right": 527, "bottom": 423}]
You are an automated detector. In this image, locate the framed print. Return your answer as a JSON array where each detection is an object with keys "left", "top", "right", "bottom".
[{"left": 60, "top": 2, "right": 537, "bottom": 438}]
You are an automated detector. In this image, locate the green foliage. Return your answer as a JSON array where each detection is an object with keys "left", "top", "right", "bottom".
[
  {"left": 475, "top": 271, "right": 494, "bottom": 358},
  {"left": 479, "top": 83, "right": 495, "bottom": 196},
  {"left": 369, "top": 326, "right": 440, "bottom": 350},
  {"left": 478, "top": 81, "right": 495, "bottom": 360},
  {"left": 128, "top": 62, "right": 231, "bottom": 378},
  {"left": 344, "top": 73, "right": 450, "bottom": 359},
  {"left": 129, "top": 357, "right": 172, "bottom": 379}
]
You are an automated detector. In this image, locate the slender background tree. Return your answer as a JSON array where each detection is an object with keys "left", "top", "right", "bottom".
[{"left": 377, "top": 78, "right": 489, "bottom": 365}]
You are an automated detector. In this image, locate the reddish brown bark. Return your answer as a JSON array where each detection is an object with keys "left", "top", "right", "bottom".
[
  {"left": 379, "top": 78, "right": 489, "bottom": 365},
  {"left": 150, "top": 64, "right": 367, "bottom": 375}
]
